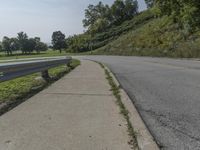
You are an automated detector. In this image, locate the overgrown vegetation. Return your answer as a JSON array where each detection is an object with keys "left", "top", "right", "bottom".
[
  {"left": 94, "top": 13, "right": 200, "bottom": 57},
  {"left": 0, "top": 59, "right": 80, "bottom": 104},
  {"left": 153, "top": 0, "right": 200, "bottom": 33},
  {"left": 65, "top": 0, "right": 200, "bottom": 58},
  {"left": 99, "top": 63, "right": 138, "bottom": 149},
  {"left": 65, "top": 0, "right": 141, "bottom": 53}
]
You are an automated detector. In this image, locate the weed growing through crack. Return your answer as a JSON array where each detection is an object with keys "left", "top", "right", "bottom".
[{"left": 99, "top": 63, "right": 138, "bottom": 149}]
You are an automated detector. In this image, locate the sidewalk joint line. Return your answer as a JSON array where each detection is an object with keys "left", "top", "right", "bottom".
[{"left": 42, "top": 92, "right": 112, "bottom": 97}]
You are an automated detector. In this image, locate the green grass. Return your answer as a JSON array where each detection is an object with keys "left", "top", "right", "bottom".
[
  {"left": 0, "top": 59, "right": 80, "bottom": 104},
  {"left": 99, "top": 63, "right": 138, "bottom": 149},
  {"left": 88, "top": 9, "right": 154, "bottom": 51}
]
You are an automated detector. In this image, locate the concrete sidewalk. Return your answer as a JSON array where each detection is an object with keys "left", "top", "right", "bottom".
[{"left": 0, "top": 60, "right": 132, "bottom": 150}]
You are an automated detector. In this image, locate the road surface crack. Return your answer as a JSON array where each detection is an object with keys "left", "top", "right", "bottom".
[{"left": 142, "top": 109, "right": 200, "bottom": 143}]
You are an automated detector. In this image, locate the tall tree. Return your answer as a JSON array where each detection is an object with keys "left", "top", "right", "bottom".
[
  {"left": 2, "top": 36, "right": 12, "bottom": 55},
  {"left": 83, "top": 2, "right": 111, "bottom": 28},
  {"left": 111, "top": 0, "right": 126, "bottom": 24},
  {"left": 124, "top": 0, "right": 138, "bottom": 19},
  {"left": 52, "top": 31, "right": 66, "bottom": 53},
  {"left": 17, "top": 32, "right": 28, "bottom": 54}
]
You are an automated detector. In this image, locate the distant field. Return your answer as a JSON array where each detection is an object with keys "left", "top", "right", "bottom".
[{"left": 0, "top": 50, "right": 76, "bottom": 61}]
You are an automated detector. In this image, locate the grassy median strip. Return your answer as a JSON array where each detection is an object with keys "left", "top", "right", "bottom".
[
  {"left": 0, "top": 59, "right": 80, "bottom": 115},
  {"left": 99, "top": 63, "right": 138, "bottom": 149}
]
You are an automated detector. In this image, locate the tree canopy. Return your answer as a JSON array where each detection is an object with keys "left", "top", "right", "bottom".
[
  {"left": 52, "top": 31, "right": 66, "bottom": 53},
  {"left": 83, "top": 0, "right": 138, "bottom": 33}
]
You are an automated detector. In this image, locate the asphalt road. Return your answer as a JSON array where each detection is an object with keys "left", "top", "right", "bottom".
[{"left": 79, "top": 56, "right": 200, "bottom": 150}]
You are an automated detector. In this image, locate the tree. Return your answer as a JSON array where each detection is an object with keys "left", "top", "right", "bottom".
[
  {"left": 24, "top": 38, "right": 36, "bottom": 54},
  {"left": 17, "top": 32, "right": 28, "bottom": 54},
  {"left": 83, "top": 2, "right": 111, "bottom": 28},
  {"left": 33, "top": 37, "right": 48, "bottom": 53},
  {"left": 0, "top": 42, "right": 2, "bottom": 52},
  {"left": 52, "top": 31, "right": 66, "bottom": 53},
  {"left": 83, "top": 0, "right": 138, "bottom": 34},
  {"left": 145, "top": 0, "right": 154, "bottom": 8},
  {"left": 111, "top": 0, "right": 138, "bottom": 24},
  {"left": 89, "top": 18, "right": 110, "bottom": 35},
  {"left": 35, "top": 42, "right": 48, "bottom": 53},
  {"left": 66, "top": 34, "right": 91, "bottom": 53},
  {"left": 124, "top": 0, "right": 138, "bottom": 19},
  {"left": 83, "top": 1, "right": 112, "bottom": 33},
  {"left": 2, "top": 36, "right": 12, "bottom": 55},
  {"left": 111, "top": 0, "right": 126, "bottom": 25},
  {"left": 10, "top": 38, "right": 19, "bottom": 53}
]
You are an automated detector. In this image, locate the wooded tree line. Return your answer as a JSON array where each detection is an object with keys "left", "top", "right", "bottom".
[
  {"left": 0, "top": 32, "right": 48, "bottom": 55},
  {"left": 0, "top": 31, "right": 68, "bottom": 55},
  {"left": 145, "top": 0, "right": 200, "bottom": 32}
]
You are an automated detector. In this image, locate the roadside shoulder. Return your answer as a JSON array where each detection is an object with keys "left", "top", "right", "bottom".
[{"left": 102, "top": 64, "right": 160, "bottom": 150}]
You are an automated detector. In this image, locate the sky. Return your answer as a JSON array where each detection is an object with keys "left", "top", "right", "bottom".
[{"left": 0, "top": 0, "right": 147, "bottom": 43}]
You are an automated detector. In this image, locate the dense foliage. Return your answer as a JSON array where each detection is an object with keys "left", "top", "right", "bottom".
[
  {"left": 152, "top": 0, "right": 200, "bottom": 32},
  {"left": 65, "top": 0, "right": 139, "bottom": 53},
  {"left": 52, "top": 31, "right": 66, "bottom": 53},
  {"left": 83, "top": 0, "right": 138, "bottom": 34}
]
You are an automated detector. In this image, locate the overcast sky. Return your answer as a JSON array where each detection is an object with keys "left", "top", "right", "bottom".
[{"left": 0, "top": 0, "right": 146, "bottom": 43}]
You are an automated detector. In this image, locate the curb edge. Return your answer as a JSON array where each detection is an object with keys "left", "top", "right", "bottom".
[{"left": 104, "top": 65, "right": 160, "bottom": 150}]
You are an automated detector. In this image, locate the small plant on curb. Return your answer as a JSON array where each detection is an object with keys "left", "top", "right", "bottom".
[{"left": 99, "top": 63, "right": 138, "bottom": 149}]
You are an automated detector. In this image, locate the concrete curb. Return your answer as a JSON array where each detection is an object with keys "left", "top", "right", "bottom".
[{"left": 103, "top": 65, "right": 160, "bottom": 150}]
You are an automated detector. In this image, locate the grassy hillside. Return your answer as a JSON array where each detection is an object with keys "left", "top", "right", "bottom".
[
  {"left": 89, "top": 10, "right": 154, "bottom": 50},
  {"left": 66, "top": 10, "right": 155, "bottom": 53},
  {"left": 92, "top": 10, "right": 200, "bottom": 58}
]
